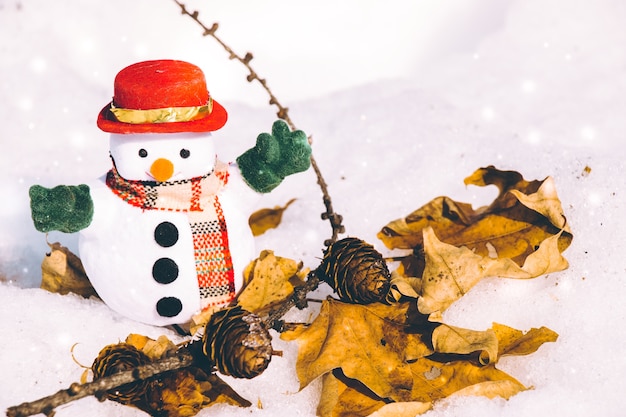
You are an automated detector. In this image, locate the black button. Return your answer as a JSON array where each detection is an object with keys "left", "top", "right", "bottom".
[
  {"left": 154, "top": 221, "right": 179, "bottom": 247},
  {"left": 156, "top": 297, "right": 182, "bottom": 317},
  {"left": 152, "top": 257, "right": 179, "bottom": 284}
]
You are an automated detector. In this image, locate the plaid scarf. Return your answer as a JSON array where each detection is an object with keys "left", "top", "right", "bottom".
[{"left": 105, "top": 161, "right": 235, "bottom": 311}]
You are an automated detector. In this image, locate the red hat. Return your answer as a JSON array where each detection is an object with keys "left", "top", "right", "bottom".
[{"left": 97, "top": 60, "right": 227, "bottom": 134}]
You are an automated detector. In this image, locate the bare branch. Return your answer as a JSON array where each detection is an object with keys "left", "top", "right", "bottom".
[
  {"left": 171, "top": 0, "right": 344, "bottom": 245},
  {"left": 6, "top": 351, "right": 195, "bottom": 417}
]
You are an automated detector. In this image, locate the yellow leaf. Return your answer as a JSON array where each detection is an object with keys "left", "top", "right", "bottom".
[
  {"left": 368, "top": 401, "right": 432, "bottom": 417},
  {"left": 388, "top": 271, "right": 419, "bottom": 301},
  {"left": 492, "top": 323, "right": 559, "bottom": 357},
  {"left": 431, "top": 325, "right": 498, "bottom": 365},
  {"left": 317, "top": 370, "right": 432, "bottom": 417},
  {"left": 509, "top": 178, "right": 570, "bottom": 232},
  {"left": 41, "top": 241, "right": 98, "bottom": 298},
  {"left": 317, "top": 371, "right": 388, "bottom": 417},
  {"left": 377, "top": 166, "right": 572, "bottom": 279},
  {"left": 417, "top": 227, "right": 570, "bottom": 315},
  {"left": 248, "top": 198, "right": 296, "bottom": 236},
  {"left": 237, "top": 250, "right": 307, "bottom": 314},
  {"left": 144, "top": 366, "right": 251, "bottom": 417},
  {"left": 407, "top": 359, "right": 526, "bottom": 402},
  {"left": 189, "top": 305, "right": 222, "bottom": 337},
  {"left": 281, "top": 299, "right": 434, "bottom": 402},
  {"left": 125, "top": 334, "right": 177, "bottom": 361},
  {"left": 125, "top": 333, "right": 151, "bottom": 351},
  {"left": 283, "top": 300, "right": 542, "bottom": 415},
  {"left": 449, "top": 379, "right": 526, "bottom": 400}
]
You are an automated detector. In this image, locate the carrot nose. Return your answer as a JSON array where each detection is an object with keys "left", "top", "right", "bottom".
[{"left": 150, "top": 158, "right": 174, "bottom": 182}]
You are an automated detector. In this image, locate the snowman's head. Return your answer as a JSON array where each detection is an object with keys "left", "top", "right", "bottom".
[{"left": 109, "top": 132, "right": 217, "bottom": 182}]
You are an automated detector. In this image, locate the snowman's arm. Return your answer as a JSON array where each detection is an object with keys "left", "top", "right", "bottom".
[
  {"left": 29, "top": 184, "right": 94, "bottom": 233},
  {"left": 236, "top": 119, "right": 311, "bottom": 193}
]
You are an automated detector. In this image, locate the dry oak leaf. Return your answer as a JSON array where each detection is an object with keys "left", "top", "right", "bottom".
[
  {"left": 125, "top": 333, "right": 178, "bottom": 361},
  {"left": 144, "top": 366, "right": 251, "bottom": 417},
  {"left": 430, "top": 322, "right": 557, "bottom": 365},
  {"left": 280, "top": 299, "right": 436, "bottom": 403},
  {"left": 431, "top": 324, "right": 498, "bottom": 365},
  {"left": 236, "top": 249, "right": 307, "bottom": 314},
  {"left": 41, "top": 241, "right": 98, "bottom": 298},
  {"left": 282, "top": 301, "right": 556, "bottom": 416},
  {"left": 417, "top": 226, "right": 569, "bottom": 315},
  {"left": 369, "top": 401, "right": 432, "bottom": 417},
  {"left": 317, "top": 370, "right": 395, "bottom": 417},
  {"left": 317, "top": 369, "right": 433, "bottom": 417},
  {"left": 317, "top": 358, "right": 526, "bottom": 417},
  {"left": 492, "top": 323, "right": 558, "bottom": 357},
  {"left": 248, "top": 198, "right": 296, "bottom": 236},
  {"left": 314, "top": 350, "right": 526, "bottom": 417},
  {"left": 377, "top": 166, "right": 572, "bottom": 278},
  {"left": 406, "top": 358, "right": 526, "bottom": 403}
]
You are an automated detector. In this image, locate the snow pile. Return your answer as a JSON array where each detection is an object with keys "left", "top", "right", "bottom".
[{"left": 1, "top": 0, "right": 625, "bottom": 416}]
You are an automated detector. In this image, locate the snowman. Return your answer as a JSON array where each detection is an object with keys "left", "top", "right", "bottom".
[{"left": 29, "top": 60, "right": 311, "bottom": 327}]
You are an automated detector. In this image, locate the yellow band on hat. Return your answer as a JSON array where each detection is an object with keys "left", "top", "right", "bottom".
[{"left": 110, "top": 98, "right": 213, "bottom": 124}]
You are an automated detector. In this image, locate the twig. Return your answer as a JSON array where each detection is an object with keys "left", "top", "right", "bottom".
[
  {"left": 6, "top": 351, "right": 195, "bottom": 417},
  {"left": 265, "top": 271, "right": 321, "bottom": 331},
  {"left": 172, "top": 0, "right": 345, "bottom": 245}
]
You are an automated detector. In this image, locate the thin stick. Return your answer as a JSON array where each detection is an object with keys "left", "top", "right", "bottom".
[
  {"left": 6, "top": 351, "right": 195, "bottom": 417},
  {"left": 172, "top": 0, "right": 345, "bottom": 245},
  {"left": 265, "top": 271, "right": 321, "bottom": 331}
]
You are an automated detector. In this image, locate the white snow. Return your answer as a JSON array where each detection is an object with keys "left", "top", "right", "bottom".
[{"left": 1, "top": 0, "right": 625, "bottom": 416}]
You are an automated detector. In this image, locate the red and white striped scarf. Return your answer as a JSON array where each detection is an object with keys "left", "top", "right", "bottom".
[{"left": 105, "top": 161, "right": 235, "bottom": 310}]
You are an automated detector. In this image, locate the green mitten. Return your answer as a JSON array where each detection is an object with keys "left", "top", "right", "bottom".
[
  {"left": 29, "top": 184, "right": 94, "bottom": 233},
  {"left": 237, "top": 120, "right": 312, "bottom": 193}
]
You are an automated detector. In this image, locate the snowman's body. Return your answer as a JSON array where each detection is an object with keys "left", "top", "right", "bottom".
[
  {"left": 28, "top": 60, "right": 312, "bottom": 328},
  {"left": 79, "top": 132, "right": 258, "bottom": 326}
]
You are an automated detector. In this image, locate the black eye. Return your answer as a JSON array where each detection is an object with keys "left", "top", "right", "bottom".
[
  {"left": 180, "top": 149, "right": 190, "bottom": 159},
  {"left": 138, "top": 148, "right": 148, "bottom": 158}
]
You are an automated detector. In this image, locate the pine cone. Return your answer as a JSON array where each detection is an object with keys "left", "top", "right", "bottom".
[
  {"left": 318, "top": 237, "right": 392, "bottom": 304},
  {"left": 92, "top": 343, "right": 151, "bottom": 405},
  {"left": 202, "top": 306, "right": 273, "bottom": 379}
]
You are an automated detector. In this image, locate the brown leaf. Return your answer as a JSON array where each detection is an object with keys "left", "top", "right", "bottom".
[
  {"left": 188, "top": 305, "right": 225, "bottom": 338},
  {"left": 281, "top": 299, "right": 434, "bottom": 402},
  {"left": 431, "top": 324, "right": 498, "bottom": 365},
  {"left": 492, "top": 323, "right": 559, "bottom": 357},
  {"left": 369, "top": 401, "right": 432, "bottom": 417},
  {"left": 248, "top": 198, "right": 296, "bottom": 236},
  {"left": 125, "top": 334, "right": 177, "bottom": 361},
  {"left": 318, "top": 369, "right": 433, "bottom": 417},
  {"left": 144, "top": 367, "right": 251, "bottom": 417},
  {"left": 41, "top": 241, "right": 98, "bottom": 298},
  {"left": 319, "top": 360, "right": 524, "bottom": 417},
  {"left": 417, "top": 227, "right": 569, "bottom": 315},
  {"left": 377, "top": 166, "right": 572, "bottom": 278},
  {"left": 282, "top": 299, "right": 544, "bottom": 416},
  {"left": 449, "top": 379, "right": 527, "bottom": 400},
  {"left": 237, "top": 250, "right": 307, "bottom": 314},
  {"left": 431, "top": 323, "right": 558, "bottom": 366},
  {"left": 406, "top": 358, "right": 526, "bottom": 403},
  {"left": 317, "top": 370, "right": 389, "bottom": 417}
]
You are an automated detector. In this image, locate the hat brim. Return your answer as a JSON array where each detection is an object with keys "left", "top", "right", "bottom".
[{"left": 96, "top": 99, "right": 228, "bottom": 134}]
